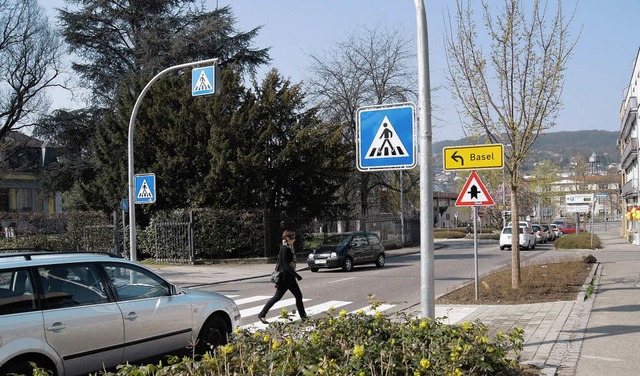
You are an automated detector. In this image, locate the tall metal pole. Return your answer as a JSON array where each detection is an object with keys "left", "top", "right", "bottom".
[
  {"left": 473, "top": 206, "right": 479, "bottom": 300},
  {"left": 128, "top": 58, "right": 218, "bottom": 261},
  {"left": 415, "top": 0, "right": 434, "bottom": 319},
  {"left": 400, "top": 171, "right": 405, "bottom": 244}
]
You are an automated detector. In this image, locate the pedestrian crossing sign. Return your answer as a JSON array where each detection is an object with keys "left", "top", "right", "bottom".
[
  {"left": 356, "top": 102, "right": 416, "bottom": 171},
  {"left": 134, "top": 173, "right": 156, "bottom": 204},
  {"left": 192, "top": 66, "right": 220, "bottom": 96}
]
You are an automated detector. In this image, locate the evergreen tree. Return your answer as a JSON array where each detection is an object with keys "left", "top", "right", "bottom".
[
  {"left": 55, "top": 1, "right": 269, "bottom": 210},
  {"left": 205, "top": 69, "right": 350, "bottom": 217}
]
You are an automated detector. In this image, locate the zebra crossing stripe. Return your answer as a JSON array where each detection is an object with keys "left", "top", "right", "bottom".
[
  {"left": 349, "top": 303, "right": 395, "bottom": 315},
  {"left": 233, "top": 295, "right": 271, "bottom": 305},
  {"left": 239, "top": 298, "right": 311, "bottom": 318},
  {"left": 241, "top": 300, "right": 350, "bottom": 329}
]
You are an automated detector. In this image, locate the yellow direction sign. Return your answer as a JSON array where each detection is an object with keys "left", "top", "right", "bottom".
[{"left": 443, "top": 144, "right": 504, "bottom": 171}]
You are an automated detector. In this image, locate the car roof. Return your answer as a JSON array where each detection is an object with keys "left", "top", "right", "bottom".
[{"left": 0, "top": 250, "right": 125, "bottom": 269}]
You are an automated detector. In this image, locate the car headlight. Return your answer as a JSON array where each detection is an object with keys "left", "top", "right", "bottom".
[
  {"left": 308, "top": 254, "right": 314, "bottom": 260},
  {"left": 330, "top": 252, "right": 337, "bottom": 258}
]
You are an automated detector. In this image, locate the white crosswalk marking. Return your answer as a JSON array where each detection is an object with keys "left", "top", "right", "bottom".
[
  {"left": 228, "top": 294, "right": 479, "bottom": 332},
  {"left": 240, "top": 300, "right": 351, "bottom": 329},
  {"left": 349, "top": 303, "right": 395, "bottom": 315},
  {"left": 231, "top": 295, "right": 403, "bottom": 329},
  {"left": 233, "top": 295, "right": 271, "bottom": 305},
  {"left": 239, "top": 298, "right": 309, "bottom": 318}
]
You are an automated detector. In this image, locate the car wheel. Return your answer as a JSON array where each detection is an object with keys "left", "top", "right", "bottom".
[
  {"left": 342, "top": 257, "right": 354, "bottom": 272},
  {"left": 310, "top": 268, "right": 319, "bottom": 272},
  {"left": 499, "top": 245, "right": 505, "bottom": 250},
  {"left": 375, "top": 253, "right": 385, "bottom": 267},
  {"left": 1, "top": 356, "right": 56, "bottom": 376},
  {"left": 196, "top": 316, "right": 228, "bottom": 354}
]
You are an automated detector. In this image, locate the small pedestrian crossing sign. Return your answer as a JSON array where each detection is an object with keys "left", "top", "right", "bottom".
[
  {"left": 356, "top": 102, "right": 416, "bottom": 171},
  {"left": 191, "top": 66, "right": 220, "bottom": 96},
  {"left": 134, "top": 173, "right": 156, "bottom": 204}
]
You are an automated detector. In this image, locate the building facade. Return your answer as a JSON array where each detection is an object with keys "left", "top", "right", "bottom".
[
  {"left": 619, "top": 48, "right": 640, "bottom": 238},
  {"left": 0, "top": 132, "right": 61, "bottom": 213}
]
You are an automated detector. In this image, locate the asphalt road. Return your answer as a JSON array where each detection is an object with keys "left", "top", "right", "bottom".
[{"left": 196, "top": 238, "right": 575, "bottom": 326}]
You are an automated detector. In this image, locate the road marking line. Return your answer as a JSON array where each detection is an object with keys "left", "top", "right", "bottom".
[
  {"left": 582, "top": 355, "right": 624, "bottom": 362},
  {"left": 233, "top": 295, "right": 271, "bottom": 305},
  {"left": 242, "top": 300, "right": 350, "bottom": 329},
  {"left": 329, "top": 277, "right": 356, "bottom": 284}
]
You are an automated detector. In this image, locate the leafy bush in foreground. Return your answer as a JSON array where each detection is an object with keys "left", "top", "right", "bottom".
[{"left": 98, "top": 303, "right": 525, "bottom": 376}]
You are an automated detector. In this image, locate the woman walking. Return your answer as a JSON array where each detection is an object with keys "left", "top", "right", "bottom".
[{"left": 258, "top": 230, "right": 307, "bottom": 323}]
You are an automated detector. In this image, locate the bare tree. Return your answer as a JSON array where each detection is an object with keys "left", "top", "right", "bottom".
[
  {"left": 0, "top": 0, "right": 64, "bottom": 141},
  {"left": 306, "top": 24, "right": 418, "bottom": 221},
  {"left": 445, "top": 0, "right": 577, "bottom": 288}
]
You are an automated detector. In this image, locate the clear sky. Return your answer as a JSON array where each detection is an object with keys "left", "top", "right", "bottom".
[{"left": 41, "top": 0, "right": 638, "bottom": 143}]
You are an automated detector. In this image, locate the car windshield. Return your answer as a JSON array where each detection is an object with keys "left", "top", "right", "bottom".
[
  {"left": 502, "top": 228, "right": 512, "bottom": 234},
  {"left": 321, "top": 235, "right": 351, "bottom": 247}
]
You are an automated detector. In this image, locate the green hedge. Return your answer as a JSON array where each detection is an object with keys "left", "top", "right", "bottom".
[
  {"left": 139, "top": 208, "right": 264, "bottom": 260},
  {"left": 0, "top": 211, "right": 112, "bottom": 251},
  {"left": 94, "top": 306, "right": 526, "bottom": 376},
  {"left": 555, "top": 233, "right": 601, "bottom": 250}
]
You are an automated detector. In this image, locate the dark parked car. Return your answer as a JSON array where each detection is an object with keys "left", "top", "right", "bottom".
[{"left": 307, "top": 232, "right": 385, "bottom": 272}]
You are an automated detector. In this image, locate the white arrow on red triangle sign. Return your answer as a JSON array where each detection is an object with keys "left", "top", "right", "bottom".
[{"left": 455, "top": 170, "right": 495, "bottom": 207}]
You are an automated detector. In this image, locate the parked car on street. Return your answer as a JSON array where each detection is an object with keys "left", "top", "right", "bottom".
[
  {"left": 499, "top": 226, "right": 536, "bottom": 250},
  {"left": 531, "top": 224, "right": 547, "bottom": 244},
  {"left": 549, "top": 223, "right": 563, "bottom": 238},
  {"left": 541, "top": 224, "right": 555, "bottom": 241},
  {"left": 0, "top": 251, "right": 241, "bottom": 376},
  {"left": 559, "top": 223, "right": 586, "bottom": 234},
  {"left": 307, "top": 232, "right": 385, "bottom": 272}
]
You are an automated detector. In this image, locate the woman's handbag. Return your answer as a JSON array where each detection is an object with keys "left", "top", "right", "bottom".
[
  {"left": 270, "top": 249, "right": 284, "bottom": 284},
  {"left": 270, "top": 269, "right": 282, "bottom": 284}
]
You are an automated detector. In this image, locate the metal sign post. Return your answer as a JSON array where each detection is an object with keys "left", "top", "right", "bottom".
[
  {"left": 414, "top": 0, "right": 435, "bottom": 319},
  {"left": 456, "top": 171, "right": 495, "bottom": 300},
  {"left": 128, "top": 58, "right": 218, "bottom": 261}
]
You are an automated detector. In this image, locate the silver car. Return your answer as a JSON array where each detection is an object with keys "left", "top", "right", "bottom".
[{"left": 0, "top": 251, "right": 240, "bottom": 376}]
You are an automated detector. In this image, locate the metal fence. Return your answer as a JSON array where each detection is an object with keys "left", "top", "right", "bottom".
[{"left": 0, "top": 211, "right": 420, "bottom": 264}]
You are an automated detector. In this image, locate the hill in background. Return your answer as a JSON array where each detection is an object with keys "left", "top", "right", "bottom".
[
  {"left": 433, "top": 129, "right": 619, "bottom": 173},
  {"left": 431, "top": 130, "right": 618, "bottom": 193}
]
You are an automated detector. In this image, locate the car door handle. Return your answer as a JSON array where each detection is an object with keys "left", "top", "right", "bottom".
[
  {"left": 47, "top": 322, "right": 66, "bottom": 331},
  {"left": 124, "top": 312, "right": 139, "bottom": 321}
]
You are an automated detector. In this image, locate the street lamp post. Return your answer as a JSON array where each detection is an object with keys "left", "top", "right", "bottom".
[
  {"left": 128, "top": 58, "right": 219, "bottom": 261},
  {"left": 414, "top": 0, "right": 435, "bottom": 319}
]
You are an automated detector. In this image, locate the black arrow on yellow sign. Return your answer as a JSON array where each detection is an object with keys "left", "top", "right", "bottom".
[{"left": 451, "top": 150, "right": 464, "bottom": 166}]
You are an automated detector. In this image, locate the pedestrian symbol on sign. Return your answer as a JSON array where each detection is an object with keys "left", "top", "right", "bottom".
[
  {"left": 365, "top": 116, "right": 408, "bottom": 159},
  {"left": 134, "top": 173, "right": 156, "bottom": 204},
  {"left": 193, "top": 70, "right": 212, "bottom": 92},
  {"left": 137, "top": 179, "right": 153, "bottom": 200}
]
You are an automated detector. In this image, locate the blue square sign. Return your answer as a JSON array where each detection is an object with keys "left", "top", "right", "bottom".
[
  {"left": 192, "top": 66, "right": 220, "bottom": 96},
  {"left": 356, "top": 102, "right": 416, "bottom": 171},
  {"left": 134, "top": 173, "right": 156, "bottom": 204}
]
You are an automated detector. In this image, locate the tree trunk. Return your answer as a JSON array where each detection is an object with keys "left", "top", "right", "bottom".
[{"left": 510, "top": 176, "right": 521, "bottom": 289}]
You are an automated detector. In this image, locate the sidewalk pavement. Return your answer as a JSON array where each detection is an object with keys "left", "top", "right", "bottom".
[{"left": 148, "top": 224, "right": 640, "bottom": 376}]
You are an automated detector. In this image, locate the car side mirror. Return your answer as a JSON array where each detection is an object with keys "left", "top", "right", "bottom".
[{"left": 169, "top": 284, "right": 181, "bottom": 295}]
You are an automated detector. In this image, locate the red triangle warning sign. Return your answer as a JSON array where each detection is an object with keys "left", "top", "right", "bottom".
[{"left": 455, "top": 171, "right": 495, "bottom": 207}]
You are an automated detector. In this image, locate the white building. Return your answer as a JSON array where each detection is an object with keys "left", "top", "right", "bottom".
[{"left": 619, "top": 48, "right": 640, "bottom": 239}]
